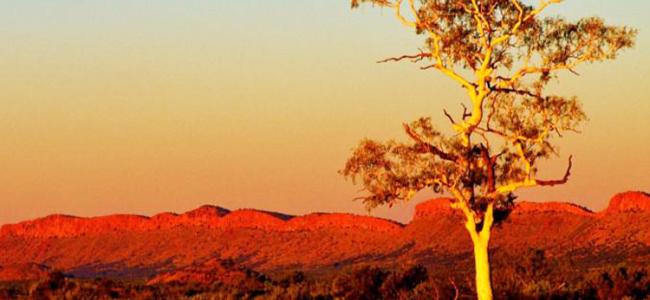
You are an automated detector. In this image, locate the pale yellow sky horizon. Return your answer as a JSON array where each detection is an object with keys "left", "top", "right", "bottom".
[{"left": 1, "top": 0, "right": 649, "bottom": 225}]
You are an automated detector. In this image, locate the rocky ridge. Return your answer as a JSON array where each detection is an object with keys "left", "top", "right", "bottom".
[{"left": 0, "top": 192, "right": 648, "bottom": 281}]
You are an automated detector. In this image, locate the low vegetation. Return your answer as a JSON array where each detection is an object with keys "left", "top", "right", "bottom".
[{"left": 2, "top": 251, "right": 648, "bottom": 299}]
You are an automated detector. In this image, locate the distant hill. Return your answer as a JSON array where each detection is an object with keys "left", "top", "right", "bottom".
[{"left": 0, "top": 191, "right": 648, "bottom": 281}]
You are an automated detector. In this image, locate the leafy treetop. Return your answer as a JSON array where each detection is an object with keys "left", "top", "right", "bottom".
[{"left": 342, "top": 0, "right": 636, "bottom": 226}]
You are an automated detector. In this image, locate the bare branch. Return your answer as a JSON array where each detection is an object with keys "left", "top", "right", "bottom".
[
  {"left": 488, "top": 83, "right": 544, "bottom": 100},
  {"left": 443, "top": 109, "right": 456, "bottom": 124},
  {"left": 495, "top": 155, "right": 573, "bottom": 194},
  {"left": 377, "top": 52, "right": 431, "bottom": 64},
  {"left": 461, "top": 103, "right": 471, "bottom": 120},
  {"left": 537, "top": 155, "right": 573, "bottom": 186}
]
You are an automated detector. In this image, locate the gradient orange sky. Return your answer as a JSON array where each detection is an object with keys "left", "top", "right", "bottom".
[{"left": 1, "top": 1, "right": 649, "bottom": 224}]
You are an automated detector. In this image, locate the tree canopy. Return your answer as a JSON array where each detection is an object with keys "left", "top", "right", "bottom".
[{"left": 342, "top": 0, "right": 636, "bottom": 218}]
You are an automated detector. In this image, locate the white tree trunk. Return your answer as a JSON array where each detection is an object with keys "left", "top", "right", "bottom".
[
  {"left": 452, "top": 192, "right": 495, "bottom": 300},
  {"left": 472, "top": 234, "right": 493, "bottom": 300}
]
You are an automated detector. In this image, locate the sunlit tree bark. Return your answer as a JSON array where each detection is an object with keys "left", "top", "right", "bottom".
[{"left": 341, "top": 1, "right": 636, "bottom": 299}]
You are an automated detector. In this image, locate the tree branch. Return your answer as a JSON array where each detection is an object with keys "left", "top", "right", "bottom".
[
  {"left": 525, "top": 0, "right": 563, "bottom": 22},
  {"left": 402, "top": 123, "right": 458, "bottom": 162},
  {"left": 495, "top": 155, "right": 574, "bottom": 194},
  {"left": 461, "top": 103, "right": 471, "bottom": 120},
  {"left": 488, "top": 83, "right": 544, "bottom": 101},
  {"left": 377, "top": 52, "right": 431, "bottom": 64},
  {"left": 496, "top": 57, "right": 588, "bottom": 89},
  {"left": 515, "top": 141, "right": 532, "bottom": 176},
  {"left": 480, "top": 203, "right": 494, "bottom": 239},
  {"left": 537, "top": 155, "right": 573, "bottom": 186},
  {"left": 492, "top": 0, "right": 562, "bottom": 47},
  {"left": 420, "top": 61, "right": 477, "bottom": 91},
  {"left": 480, "top": 144, "right": 496, "bottom": 193},
  {"left": 372, "top": 1, "right": 478, "bottom": 93},
  {"left": 443, "top": 109, "right": 456, "bottom": 125},
  {"left": 450, "top": 187, "right": 479, "bottom": 243},
  {"left": 470, "top": 0, "right": 490, "bottom": 49},
  {"left": 393, "top": 0, "right": 417, "bottom": 28}
]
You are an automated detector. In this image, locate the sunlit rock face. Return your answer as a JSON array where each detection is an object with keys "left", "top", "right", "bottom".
[
  {"left": 605, "top": 191, "right": 650, "bottom": 214},
  {"left": 0, "top": 191, "right": 648, "bottom": 281},
  {"left": 412, "top": 197, "right": 456, "bottom": 220},
  {"left": 514, "top": 202, "right": 593, "bottom": 216}
]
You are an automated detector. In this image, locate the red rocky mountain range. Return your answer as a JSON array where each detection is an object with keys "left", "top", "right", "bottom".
[{"left": 1, "top": 191, "right": 648, "bottom": 281}]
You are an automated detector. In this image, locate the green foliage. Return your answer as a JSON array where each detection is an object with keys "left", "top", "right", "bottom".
[
  {"left": 353, "top": 0, "right": 637, "bottom": 74},
  {"left": 341, "top": 117, "right": 461, "bottom": 209},
  {"left": 342, "top": 0, "right": 637, "bottom": 219}
]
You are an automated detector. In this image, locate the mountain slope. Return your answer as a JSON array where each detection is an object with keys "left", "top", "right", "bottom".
[{"left": 0, "top": 192, "right": 648, "bottom": 280}]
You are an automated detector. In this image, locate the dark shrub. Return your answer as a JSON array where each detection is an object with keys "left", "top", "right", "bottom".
[{"left": 332, "top": 266, "right": 389, "bottom": 300}]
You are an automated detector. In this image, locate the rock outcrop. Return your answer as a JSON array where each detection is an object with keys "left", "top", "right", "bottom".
[
  {"left": 0, "top": 191, "right": 648, "bottom": 281},
  {"left": 605, "top": 191, "right": 650, "bottom": 214}
]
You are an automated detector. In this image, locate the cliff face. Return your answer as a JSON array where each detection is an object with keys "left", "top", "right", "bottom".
[
  {"left": 0, "top": 192, "right": 648, "bottom": 280},
  {"left": 605, "top": 191, "right": 650, "bottom": 214},
  {"left": 0, "top": 208, "right": 404, "bottom": 238}
]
